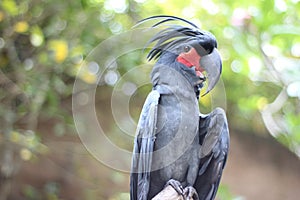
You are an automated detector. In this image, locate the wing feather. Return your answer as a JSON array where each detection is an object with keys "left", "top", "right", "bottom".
[
  {"left": 130, "top": 90, "right": 160, "bottom": 200},
  {"left": 195, "top": 108, "right": 229, "bottom": 200}
]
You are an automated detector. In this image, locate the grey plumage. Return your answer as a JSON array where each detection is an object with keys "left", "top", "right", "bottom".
[
  {"left": 130, "top": 90, "right": 159, "bottom": 200},
  {"left": 130, "top": 15, "right": 229, "bottom": 200}
]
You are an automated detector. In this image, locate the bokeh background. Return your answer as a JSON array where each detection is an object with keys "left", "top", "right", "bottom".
[{"left": 1, "top": 0, "right": 300, "bottom": 199}]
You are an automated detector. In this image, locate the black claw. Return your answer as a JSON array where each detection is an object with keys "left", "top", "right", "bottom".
[
  {"left": 184, "top": 186, "right": 199, "bottom": 200},
  {"left": 166, "top": 179, "right": 184, "bottom": 196}
]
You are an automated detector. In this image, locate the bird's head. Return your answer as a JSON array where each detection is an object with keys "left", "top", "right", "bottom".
[{"left": 137, "top": 15, "right": 222, "bottom": 96}]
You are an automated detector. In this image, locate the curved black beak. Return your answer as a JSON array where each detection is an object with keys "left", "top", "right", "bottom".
[{"left": 200, "top": 48, "right": 222, "bottom": 96}]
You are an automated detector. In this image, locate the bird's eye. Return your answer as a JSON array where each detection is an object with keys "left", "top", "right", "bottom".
[{"left": 183, "top": 46, "right": 190, "bottom": 52}]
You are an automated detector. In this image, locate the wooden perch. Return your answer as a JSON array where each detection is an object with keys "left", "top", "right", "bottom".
[{"left": 152, "top": 185, "right": 185, "bottom": 200}]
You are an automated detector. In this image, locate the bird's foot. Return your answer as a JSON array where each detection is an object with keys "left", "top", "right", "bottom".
[
  {"left": 183, "top": 186, "right": 199, "bottom": 200},
  {"left": 165, "top": 179, "right": 184, "bottom": 197}
]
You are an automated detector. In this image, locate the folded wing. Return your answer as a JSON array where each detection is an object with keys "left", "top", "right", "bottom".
[
  {"left": 130, "top": 90, "right": 160, "bottom": 200},
  {"left": 195, "top": 108, "right": 230, "bottom": 200}
]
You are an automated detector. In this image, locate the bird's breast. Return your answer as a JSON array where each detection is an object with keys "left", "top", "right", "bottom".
[{"left": 151, "top": 92, "right": 199, "bottom": 169}]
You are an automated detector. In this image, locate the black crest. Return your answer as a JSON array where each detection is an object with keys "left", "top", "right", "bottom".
[{"left": 135, "top": 15, "right": 216, "bottom": 61}]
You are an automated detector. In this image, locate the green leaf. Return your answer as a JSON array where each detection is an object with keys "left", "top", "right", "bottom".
[{"left": 1, "top": 0, "right": 18, "bottom": 16}]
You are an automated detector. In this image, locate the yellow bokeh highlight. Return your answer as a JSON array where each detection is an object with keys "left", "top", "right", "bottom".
[
  {"left": 48, "top": 40, "right": 68, "bottom": 63},
  {"left": 81, "top": 72, "right": 97, "bottom": 84},
  {"left": 20, "top": 148, "right": 32, "bottom": 161},
  {"left": 73, "top": 61, "right": 97, "bottom": 84},
  {"left": 257, "top": 97, "right": 268, "bottom": 110},
  {"left": 14, "top": 21, "right": 29, "bottom": 33},
  {"left": 0, "top": 11, "right": 4, "bottom": 22}
]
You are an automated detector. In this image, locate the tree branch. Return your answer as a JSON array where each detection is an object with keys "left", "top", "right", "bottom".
[{"left": 152, "top": 185, "right": 186, "bottom": 200}]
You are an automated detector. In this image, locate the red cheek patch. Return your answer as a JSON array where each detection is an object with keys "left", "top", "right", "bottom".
[
  {"left": 176, "top": 47, "right": 202, "bottom": 71},
  {"left": 176, "top": 56, "right": 193, "bottom": 67}
]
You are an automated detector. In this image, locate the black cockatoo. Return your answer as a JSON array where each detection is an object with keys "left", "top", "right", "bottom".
[{"left": 130, "top": 15, "right": 229, "bottom": 200}]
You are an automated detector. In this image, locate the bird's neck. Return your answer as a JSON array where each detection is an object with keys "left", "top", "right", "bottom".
[{"left": 151, "top": 64, "right": 200, "bottom": 100}]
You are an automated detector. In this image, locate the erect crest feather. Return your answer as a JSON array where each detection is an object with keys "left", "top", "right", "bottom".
[{"left": 135, "top": 15, "right": 207, "bottom": 61}]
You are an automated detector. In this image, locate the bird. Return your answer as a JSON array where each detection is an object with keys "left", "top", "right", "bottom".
[{"left": 130, "top": 15, "right": 229, "bottom": 200}]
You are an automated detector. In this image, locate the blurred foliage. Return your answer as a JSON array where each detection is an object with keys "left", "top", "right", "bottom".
[
  {"left": 0, "top": 0, "right": 300, "bottom": 199},
  {"left": 217, "top": 185, "right": 245, "bottom": 200}
]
